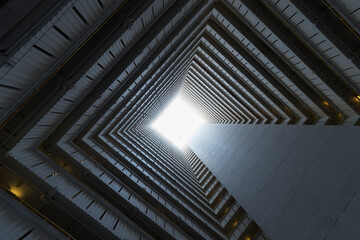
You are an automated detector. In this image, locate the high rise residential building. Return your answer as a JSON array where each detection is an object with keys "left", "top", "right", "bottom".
[{"left": 0, "top": 0, "right": 359, "bottom": 239}]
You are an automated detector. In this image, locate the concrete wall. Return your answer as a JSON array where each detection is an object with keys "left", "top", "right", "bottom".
[{"left": 188, "top": 124, "right": 360, "bottom": 240}]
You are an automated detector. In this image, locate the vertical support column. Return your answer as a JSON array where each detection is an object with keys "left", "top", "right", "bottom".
[{"left": 189, "top": 123, "right": 360, "bottom": 240}]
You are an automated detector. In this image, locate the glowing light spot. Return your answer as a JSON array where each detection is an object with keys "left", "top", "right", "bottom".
[
  {"left": 10, "top": 188, "right": 24, "bottom": 198},
  {"left": 152, "top": 97, "right": 205, "bottom": 148}
]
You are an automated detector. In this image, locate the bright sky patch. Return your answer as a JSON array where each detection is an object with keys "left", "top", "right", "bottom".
[{"left": 152, "top": 97, "right": 205, "bottom": 148}]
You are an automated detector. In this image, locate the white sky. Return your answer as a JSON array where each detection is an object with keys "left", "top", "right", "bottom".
[{"left": 152, "top": 97, "right": 205, "bottom": 148}]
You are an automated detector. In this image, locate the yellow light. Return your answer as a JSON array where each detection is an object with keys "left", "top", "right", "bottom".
[
  {"left": 245, "top": 236, "right": 251, "bottom": 240},
  {"left": 10, "top": 187, "right": 24, "bottom": 198},
  {"left": 233, "top": 221, "right": 238, "bottom": 227},
  {"left": 323, "top": 101, "right": 329, "bottom": 106}
]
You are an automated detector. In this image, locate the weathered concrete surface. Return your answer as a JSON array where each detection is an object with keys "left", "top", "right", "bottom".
[{"left": 189, "top": 124, "right": 360, "bottom": 240}]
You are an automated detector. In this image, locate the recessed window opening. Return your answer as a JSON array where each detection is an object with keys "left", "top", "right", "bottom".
[{"left": 152, "top": 96, "right": 205, "bottom": 149}]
